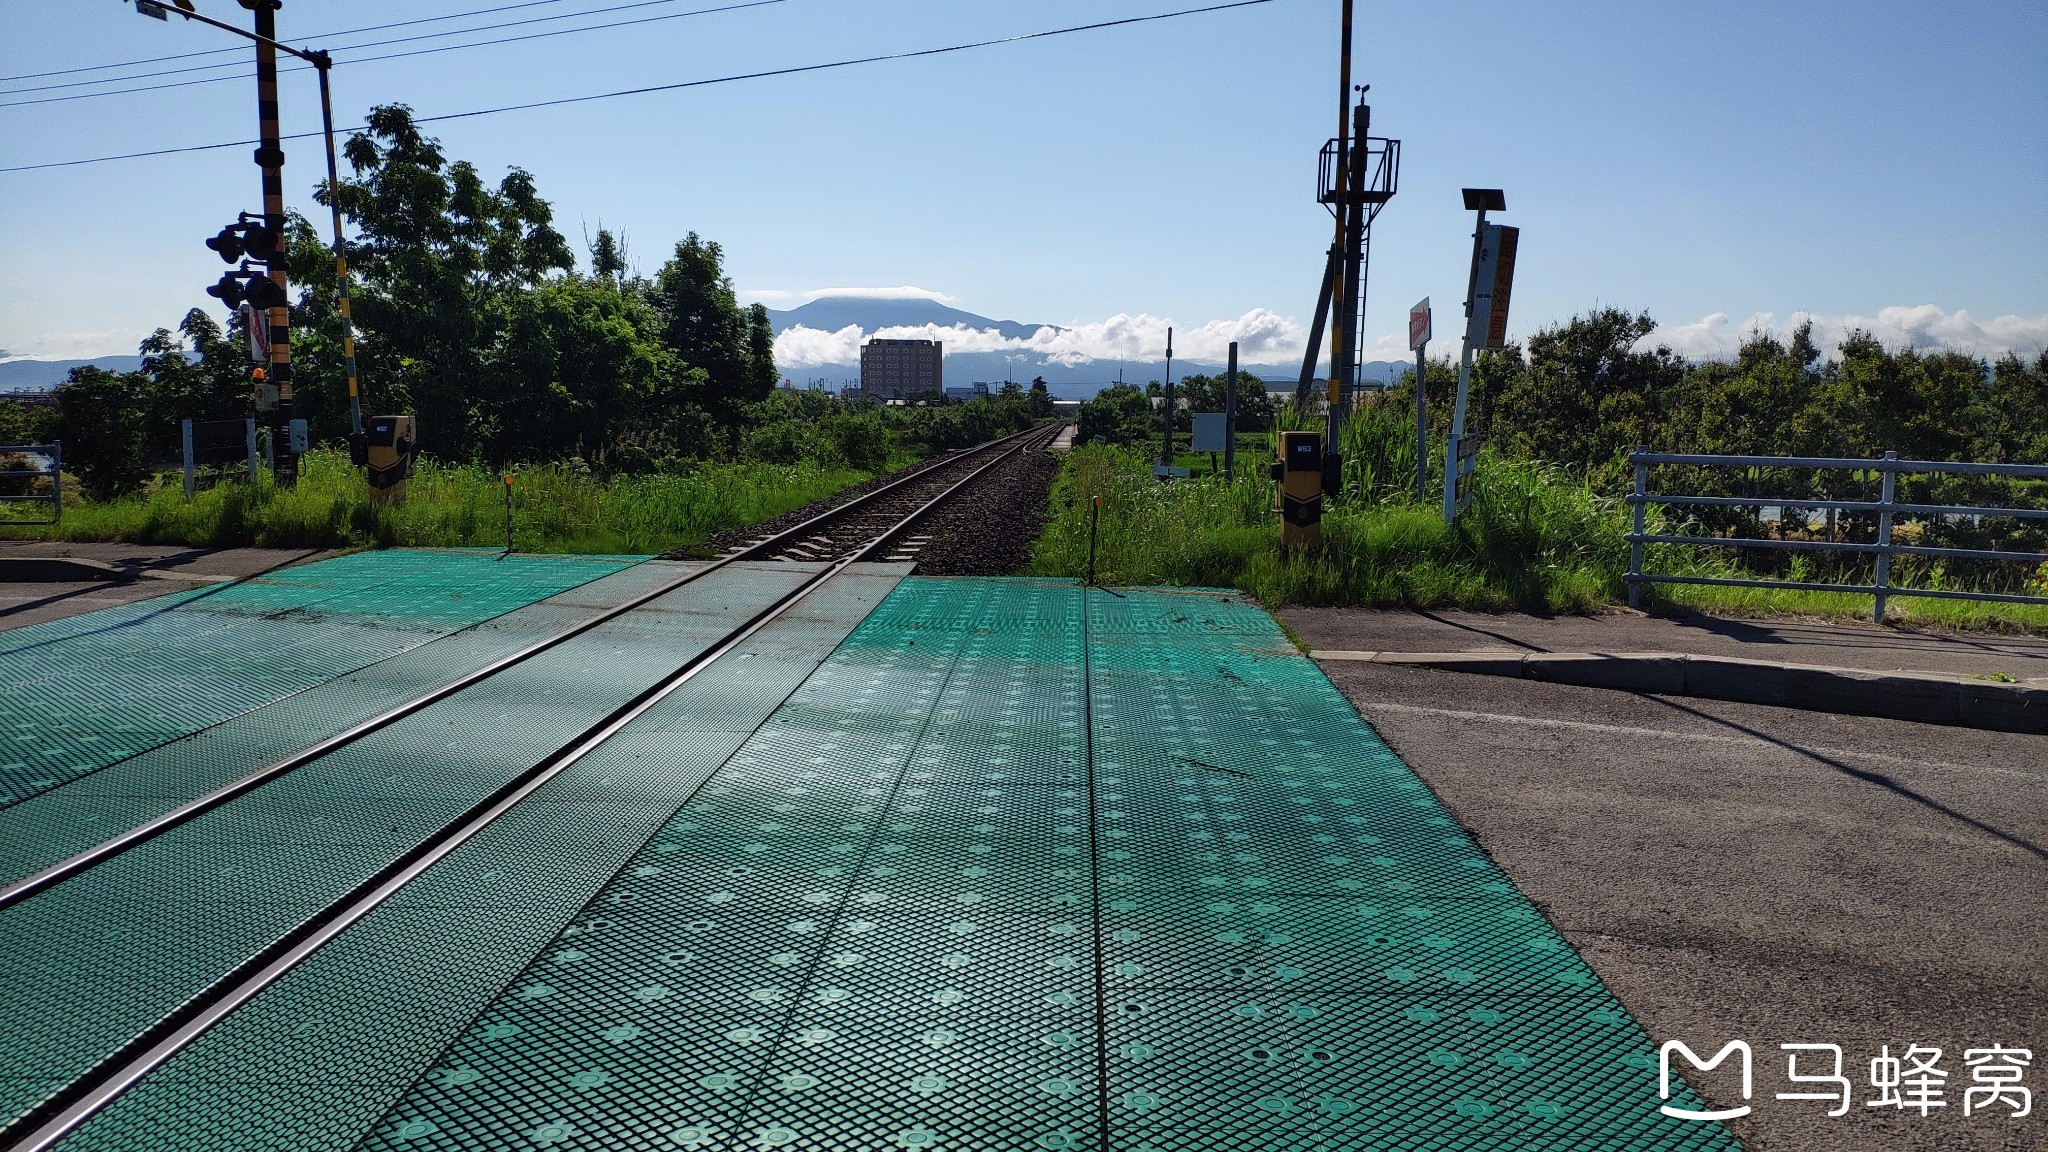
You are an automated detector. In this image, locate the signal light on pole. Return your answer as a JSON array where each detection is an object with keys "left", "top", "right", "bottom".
[
  {"left": 205, "top": 265, "right": 287, "bottom": 311},
  {"left": 243, "top": 275, "right": 286, "bottom": 311},
  {"left": 206, "top": 226, "right": 246, "bottom": 263},
  {"left": 204, "top": 218, "right": 282, "bottom": 267},
  {"left": 206, "top": 270, "right": 248, "bottom": 307}
]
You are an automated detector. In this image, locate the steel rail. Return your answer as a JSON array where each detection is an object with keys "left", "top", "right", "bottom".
[
  {"left": 726, "top": 423, "right": 1055, "bottom": 563},
  {"left": 0, "top": 425, "right": 1051, "bottom": 913},
  {"left": 0, "top": 423, "right": 1055, "bottom": 1152}
]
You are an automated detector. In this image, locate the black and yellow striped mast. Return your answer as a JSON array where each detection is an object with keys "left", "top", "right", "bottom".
[{"left": 244, "top": 0, "right": 296, "bottom": 485}]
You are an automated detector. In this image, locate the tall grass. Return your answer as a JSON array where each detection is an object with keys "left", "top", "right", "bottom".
[
  {"left": 1035, "top": 432, "right": 2048, "bottom": 630},
  {"left": 0, "top": 449, "right": 867, "bottom": 555},
  {"left": 1029, "top": 443, "right": 1627, "bottom": 612}
]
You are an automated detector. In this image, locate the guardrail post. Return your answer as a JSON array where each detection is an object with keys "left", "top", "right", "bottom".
[
  {"left": 245, "top": 416, "right": 259, "bottom": 484},
  {"left": 182, "top": 419, "right": 196, "bottom": 500},
  {"left": 1628, "top": 446, "right": 1648, "bottom": 609},
  {"left": 1874, "top": 450, "right": 1897, "bottom": 623}
]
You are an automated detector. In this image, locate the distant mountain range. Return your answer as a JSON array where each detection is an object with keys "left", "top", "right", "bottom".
[
  {"left": 764, "top": 296, "right": 1405, "bottom": 399},
  {"left": 0, "top": 356, "right": 146, "bottom": 393},
  {"left": 2, "top": 298, "right": 1413, "bottom": 402}
]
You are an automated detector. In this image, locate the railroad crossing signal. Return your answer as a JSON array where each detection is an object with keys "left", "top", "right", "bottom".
[
  {"left": 205, "top": 265, "right": 286, "bottom": 311},
  {"left": 1443, "top": 189, "right": 1514, "bottom": 523},
  {"left": 204, "top": 218, "right": 281, "bottom": 266}
]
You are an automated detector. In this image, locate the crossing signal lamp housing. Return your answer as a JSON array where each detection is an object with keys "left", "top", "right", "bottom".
[
  {"left": 205, "top": 266, "right": 285, "bottom": 311},
  {"left": 204, "top": 217, "right": 282, "bottom": 267}
]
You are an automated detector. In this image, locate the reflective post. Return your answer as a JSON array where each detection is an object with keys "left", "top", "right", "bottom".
[
  {"left": 1874, "top": 451, "right": 1897, "bottom": 623},
  {"left": 1413, "top": 341, "right": 1427, "bottom": 500},
  {"left": 1628, "top": 448, "right": 1648, "bottom": 609},
  {"left": 1086, "top": 495, "right": 1102, "bottom": 586}
]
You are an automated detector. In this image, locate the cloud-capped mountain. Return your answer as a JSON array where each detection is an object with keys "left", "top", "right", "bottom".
[
  {"left": 762, "top": 294, "right": 1404, "bottom": 398},
  {"left": 764, "top": 297, "right": 1046, "bottom": 342}
]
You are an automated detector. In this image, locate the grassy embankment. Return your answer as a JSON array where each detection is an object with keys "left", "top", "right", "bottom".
[
  {"left": 1030, "top": 443, "right": 2048, "bottom": 631},
  {"left": 0, "top": 448, "right": 869, "bottom": 556}
]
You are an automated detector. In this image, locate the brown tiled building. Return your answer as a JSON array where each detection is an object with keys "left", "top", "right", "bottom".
[{"left": 859, "top": 338, "right": 943, "bottom": 400}]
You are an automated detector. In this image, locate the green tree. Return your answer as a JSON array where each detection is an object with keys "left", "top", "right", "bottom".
[
  {"left": 1975, "top": 351, "right": 2048, "bottom": 464},
  {"left": 1078, "top": 383, "right": 1154, "bottom": 446},
  {"left": 0, "top": 400, "right": 57, "bottom": 448},
  {"left": 487, "top": 277, "right": 689, "bottom": 465},
  {"left": 589, "top": 227, "right": 628, "bottom": 288},
  {"left": 1027, "top": 376, "right": 1055, "bottom": 419},
  {"left": 648, "top": 234, "right": 774, "bottom": 441},
  {"left": 1175, "top": 371, "right": 1276, "bottom": 432},
  {"left": 54, "top": 366, "right": 149, "bottom": 499},
  {"left": 1490, "top": 308, "right": 1683, "bottom": 466},
  {"left": 314, "top": 104, "right": 575, "bottom": 461},
  {"left": 134, "top": 309, "right": 252, "bottom": 461}
]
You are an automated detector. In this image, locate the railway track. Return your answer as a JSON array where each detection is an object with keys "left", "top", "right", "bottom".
[
  {"left": 0, "top": 423, "right": 1065, "bottom": 1152},
  {"left": 725, "top": 421, "right": 1064, "bottom": 564}
]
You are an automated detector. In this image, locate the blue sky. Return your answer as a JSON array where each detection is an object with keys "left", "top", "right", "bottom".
[{"left": 1, "top": 0, "right": 2044, "bottom": 368}]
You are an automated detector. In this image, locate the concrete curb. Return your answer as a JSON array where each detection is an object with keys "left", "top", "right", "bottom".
[{"left": 1313, "top": 648, "right": 2048, "bottom": 735}]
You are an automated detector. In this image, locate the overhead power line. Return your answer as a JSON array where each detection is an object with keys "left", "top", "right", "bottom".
[
  {"left": 0, "top": 0, "right": 592, "bottom": 83},
  {"left": 0, "top": 0, "right": 1279, "bottom": 174},
  {"left": 0, "top": 0, "right": 793, "bottom": 105}
]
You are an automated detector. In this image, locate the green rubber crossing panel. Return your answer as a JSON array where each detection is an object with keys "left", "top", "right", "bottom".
[
  {"left": 0, "top": 549, "right": 638, "bottom": 809},
  {"left": 332, "top": 577, "right": 1734, "bottom": 1152},
  {"left": 0, "top": 563, "right": 819, "bottom": 1134},
  {"left": 48, "top": 567, "right": 917, "bottom": 1152},
  {"left": 0, "top": 559, "right": 693, "bottom": 888}
]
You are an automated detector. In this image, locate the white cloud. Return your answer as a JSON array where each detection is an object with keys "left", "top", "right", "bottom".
[
  {"left": 774, "top": 307, "right": 1314, "bottom": 370},
  {"left": 739, "top": 285, "right": 956, "bottom": 307},
  {"left": 0, "top": 329, "right": 151, "bottom": 362},
  {"left": 1646, "top": 307, "right": 2048, "bottom": 362},
  {"left": 773, "top": 324, "right": 866, "bottom": 368}
]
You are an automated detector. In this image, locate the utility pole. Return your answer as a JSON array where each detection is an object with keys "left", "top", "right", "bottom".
[
  {"left": 313, "top": 53, "right": 361, "bottom": 436},
  {"left": 1323, "top": 0, "right": 1353, "bottom": 444},
  {"left": 1160, "top": 327, "right": 1175, "bottom": 471},
  {"left": 1224, "top": 340, "right": 1238, "bottom": 479}
]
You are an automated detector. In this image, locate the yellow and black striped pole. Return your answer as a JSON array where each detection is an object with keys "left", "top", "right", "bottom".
[{"left": 247, "top": 0, "right": 296, "bottom": 485}]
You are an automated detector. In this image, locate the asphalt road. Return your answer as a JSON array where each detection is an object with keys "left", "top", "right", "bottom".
[{"left": 1315, "top": 659, "right": 2046, "bottom": 1151}]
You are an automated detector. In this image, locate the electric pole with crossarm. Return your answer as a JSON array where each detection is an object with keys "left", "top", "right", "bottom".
[{"left": 130, "top": 0, "right": 367, "bottom": 482}]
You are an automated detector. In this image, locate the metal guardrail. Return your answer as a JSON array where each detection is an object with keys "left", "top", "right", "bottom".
[
  {"left": 1626, "top": 449, "right": 2048, "bottom": 622},
  {"left": 0, "top": 441, "right": 61, "bottom": 525}
]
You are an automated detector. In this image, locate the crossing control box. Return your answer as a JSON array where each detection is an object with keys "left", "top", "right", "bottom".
[
  {"left": 363, "top": 415, "right": 417, "bottom": 506},
  {"left": 1272, "top": 430, "right": 1328, "bottom": 549}
]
